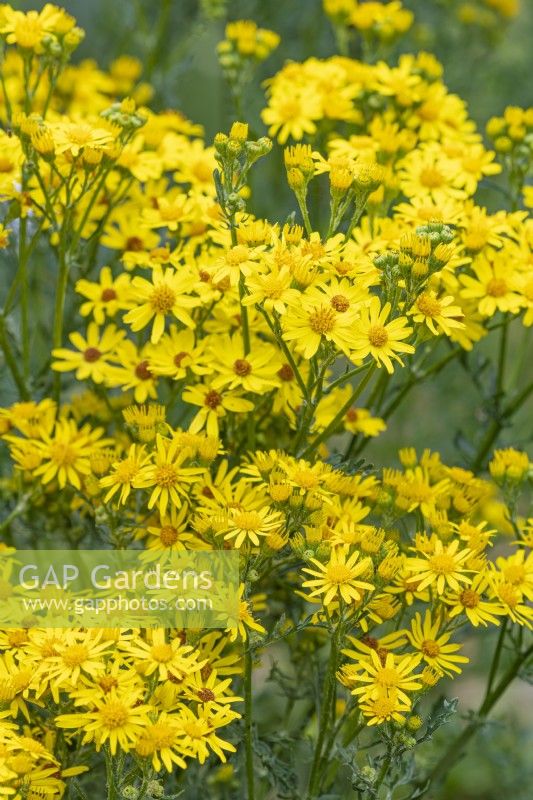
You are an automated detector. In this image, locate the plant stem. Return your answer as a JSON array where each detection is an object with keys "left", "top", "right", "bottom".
[
  {"left": 18, "top": 213, "right": 30, "bottom": 380},
  {"left": 471, "top": 378, "right": 533, "bottom": 471},
  {"left": 104, "top": 746, "right": 119, "bottom": 800},
  {"left": 296, "top": 191, "right": 313, "bottom": 237},
  {"left": 423, "top": 641, "right": 533, "bottom": 789},
  {"left": 244, "top": 648, "right": 255, "bottom": 800},
  {"left": 300, "top": 362, "right": 375, "bottom": 458},
  {"left": 52, "top": 243, "right": 71, "bottom": 402},
  {"left": 307, "top": 625, "right": 340, "bottom": 798},
  {"left": 0, "top": 316, "right": 29, "bottom": 399},
  {"left": 483, "top": 618, "right": 508, "bottom": 703}
]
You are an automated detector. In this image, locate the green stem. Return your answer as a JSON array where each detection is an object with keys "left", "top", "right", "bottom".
[
  {"left": 323, "top": 362, "right": 368, "bottom": 394},
  {"left": 300, "top": 362, "right": 375, "bottom": 458},
  {"left": 244, "top": 648, "right": 255, "bottom": 800},
  {"left": 345, "top": 196, "right": 367, "bottom": 240},
  {"left": 52, "top": 243, "right": 71, "bottom": 402},
  {"left": 104, "top": 746, "right": 119, "bottom": 800},
  {"left": 307, "top": 625, "right": 340, "bottom": 798},
  {"left": 424, "top": 642, "right": 533, "bottom": 789},
  {"left": 483, "top": 618, "right": 508, "bottom": 704},
  {"left": 256, "top": 306, "right": 309, "bottom": 399},
  {"left": 19, "top": 203, "right": 30, "bottom": 381},
  {"left": 374, "top": 753, "right": 392, "bottom": 795},
  {"left": 0, "top": 316, "right": 29, "bottom": 399},
  {"left": 296, "top": 191, "right": 313, "bottom": 237},
  {"left": 471, "top": 377, "right": 533, "bottom": 471}
]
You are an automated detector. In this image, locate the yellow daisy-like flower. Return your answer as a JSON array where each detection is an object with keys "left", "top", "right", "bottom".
[
  {"left": 459, "top": 256, "right": 523, "bottom": 317},
  {"left": 124, "top": 265, "right": 200, "bottom": 343},
  {"left": 55, "top": 689, "right": 152, "bottom": 755},
  {"left": 350, "top": 297, "right": 414, "bottom": 373},
  {"left": 226, "top": 583, "right": 267, "bottom": 642},
  {"left": 51, "top": 120, "right": 115, "bottom": 157},
  {"left": 302, "top": 548, "right": 374, "bottom": 606},
  {"left": 133, "top": 434, "right": 205, "bottom": 515},
  {"left": 52, "top": 322, "right": 125, "bottom": 384},
  {"left": 410, "top": 291, "right": 465, "bottom": 336},
  {"left": 100, "top": 444, "right": 151, "bottom": 504},
  {"left": 261, "top": 84, "right": 322, "bottom": 144},
  {"left": 282, "top": 295, "right": 357, "bottom": 359},
  {"left": 121, "top": 629, "right": 204, "bottom": 682},
  {"left": 222, "top": 506, "right": 283, "bottom": 548},
  {"left": 210, "top": 334, "right": 281, "bottom": 394},
  {"left": 444, "top": 573, "right": 503, "bottom": 627},
  {"left": 350, "top": 650, "right": 423, "bottom": 704},
  {"left": 135, "top": 712, "right": 187, "bottom": 772},
  {"left": 243, "top": 263, "right": 300, "bottom": 314},
  {"left": 183, "top": 382, "right": 254, "bottom": 438},
  {"left": 359, "top": 689, "right": 412, "bottom": 726},
  {"left": 75, "top": 266, "right": 131, "bottom": 325},
  {"left": 0, "top": 4, "right": 64, "bottom": 51},
  {"left": 406, "top": 539, "right": 472, "bottom": 595},
  {"left": 105, "top": 340, "right": 159, "bottom": 403},
  {"left": 406, "top": 611, "right": 469, "bottom": 676},
  {"left": 28, "top": 418, "right": 110, "bottom": 490},
  {"left": 142, "top": 504, "right": 201, "bottom": 552},
  {"left": 175, "top": 705, "right": 237, "bottom": 764},
  {"left": 147, "top": 326, "right": 211, "bottom": 381}
]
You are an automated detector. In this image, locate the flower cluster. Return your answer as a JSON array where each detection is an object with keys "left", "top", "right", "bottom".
[{"left": 0, "top": 2, "right": 532, "bottom": 798}]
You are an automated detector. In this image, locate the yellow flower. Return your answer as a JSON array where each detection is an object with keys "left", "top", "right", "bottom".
[
  {"left": 55, "top": 689, "right": 152, "bottom": 755},
  {"left": 261, "top": 84, "right": 322, "bottom": 144},
  {"left": 105, "top": 340, "right": 159, "bottom": 403},
  {"left": 52, "top": 323, "right": 125, "bottom": 383},
  {"left": 315, "top": 388, "right": 386, "bottom": 438},
  {"left": 28, "top": 418, "right": 110, "bottom": 490},
  {"left": 459, "top": 255, "right": 523, "bottom": 317},
  {"left": 75, "top": 266, "right": 131, "bottom": 324},
  {"left": 350, "top": 297, "right": 414, "bottom": 373},
  {"left": 141, "top": 504, "right": 203, "bottom": 552},
  {"left": 133, "top": 434, "right": 204, "bottom": 515},
  {"left": 222, "top": 506, "right": 283, "bottom": 548},
  {"left": 0, "top": 4, "right": 63, "bottom": 50},
  {"left": 226, "top": 584, "right": 266, "bottom": 642},
  {"left": 243, "top": 262, "right": 300, "bottom": 314},
  {"left": 183, "top": 382, "right": 254, "bottom": 437},
  {"left": 282, "top": 292, "right": 358, "bottom": 359},
  {"left": 410, "top": 291, "right": 465, "bottom": 336},
  {"left": 175, "top": 705, "right": 237, "bottom": 764},
  {"left": 359, "top": 690, "right": 412, "bottom": 725},
  {"left": 406, "top": 611, "right": 469, "bottom": 676},
  {"left": 51, "top": 120, "right": 115, "bottom": 157},
  {"left": 148, "top": 326, "right": 212, "bottom": 380},
  {"left": 406, "top": 539, "right": 472, "bottom": 595},
  {"left": 210, "top": 333, "right": 281, "bottom": 394},
  {"left": 302, "top": 548, "right": 374, "bottom": 606},
  {"left": 100, "top": 444, "right": 151, "bottom": 504},
  {"left": 350, "top": 650, "right": 422, "bottom": 704},
  {"left": 124, "top": 265, "right": 200, "bottom": 343},
  {"left": 444, "top": 573, "right": 503, "bottom": 627},
  {"left": 121, "top": 629, "right": 204, "bottom": 681}
]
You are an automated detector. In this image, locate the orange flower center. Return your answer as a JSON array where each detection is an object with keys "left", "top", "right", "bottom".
[
  {"left": 421, "top": 639, "right": 440, "bottom": 657},
  {"left": 150, "top": 284, "right": 176, "bottom": 314},
  {"left": 83, "top": 347, "right": 101, "bottom": 362},
  {"left": 368, "top": 325, "right": 389, "bottom": 347},
  {"left": 486, "top": 278, "right": 507, "bottom": 297},
  {"left": 308, "top": 306, "right": 337, "bottom": 334},
  {"left": 233, "top": 358, "right": 252, "bottom": 376},
  {"left": 330, "top": 294, "right": 350, "bottom": 312}
]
